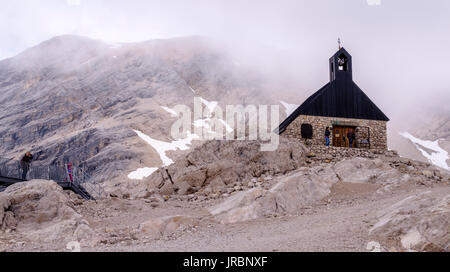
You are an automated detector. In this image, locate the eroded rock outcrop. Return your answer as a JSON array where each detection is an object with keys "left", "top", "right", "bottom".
[
  {"left": 140, "top": 139, "right": 308, "bottom": 198},
  {"left": 333, "top": 157, "right": 449, "bottom": 194},
  {"left": 0, "top": 180, "right": 98, "bottom": 246},
  {"left": 334, "top": 158, "right": 394, "bottom": 183},
  {"left": 209, "top": 165, "right": 339, "bottom": 224},
  {"left": 208, "top": 155, "right": 449, "bottom": 224}
]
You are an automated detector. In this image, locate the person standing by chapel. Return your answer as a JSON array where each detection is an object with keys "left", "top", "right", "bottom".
[
  {"left": 347, "top": 129, "right": 356, "bottom": 148},
  {"left": 324, "top": 127, "right": 331, "bottom": 147}
]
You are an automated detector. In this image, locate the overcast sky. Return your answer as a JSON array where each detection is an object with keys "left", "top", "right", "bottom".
[{"left": 1, "top": 0, "right": 449, "bottom": 117}]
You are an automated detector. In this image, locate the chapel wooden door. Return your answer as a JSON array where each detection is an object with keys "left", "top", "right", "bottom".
[{"left": 333, "top": 126, "right": 351, "bottom": 147}]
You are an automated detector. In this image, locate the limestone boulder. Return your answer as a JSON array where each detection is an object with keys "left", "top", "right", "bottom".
[
  {"left": 210, "top": 166, "right": 339, "bottom": 224},
  {"left": 209, "top": 188, "right": 266, "bottom": 224},
  {"left": 370, "top": 189, "right": 450, "bottom": 252},
  {"left": 265, "top": 165, "right": 339, "bottom": 214},
  {"left": 142, "top": 139, "right": 308, "bottom": 197},
  {"left": 138, "top": 215, "right": 199, "bottom": 239},
  {"left": 0, "top": 180, "right": 98, "bottom": 246},
  {"left": 0, "top": 194, "right": 13, "bottom": 230},
  {"left": 104, "top": 179, "right": 154, "bottom": 199},
  {"left": 334, "top": 157, "right": 409, "bottom": 185},
  {"left": 334, "top": 158, "right": 386, "bottom": 183},
  {"left": 172, "top": 167, "right": 207, "bottom": 188}
]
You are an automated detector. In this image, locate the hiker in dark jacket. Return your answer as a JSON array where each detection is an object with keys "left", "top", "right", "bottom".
[
  {"left": 347, "top": 130, "right": 356, "bottom": 148},
  {"left": 20, "top": 152, "right": 33, "bottom": 180},
  {"left": 324, "top": 127, "right": 331, "bottom": 147}
]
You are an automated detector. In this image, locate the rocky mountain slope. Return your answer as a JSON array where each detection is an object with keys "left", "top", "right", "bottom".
[
  {"left": 1, "top": 35, "right": 449, "bottom": 253},
  {"left": 389, "top": 107, "right": 450, "bottom": 170},
  {"left": 0, "top": 35, "right": 273, "bottom": 190},
  {"left": 2, "top": 34, "right": 447, "bottom": 193},
  {"left": 1, "top": 142, "right": 448, "bottom": 252}
]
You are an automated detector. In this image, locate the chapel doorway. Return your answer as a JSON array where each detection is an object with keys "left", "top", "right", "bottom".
[{"left": 332, "top": 126, "right": 356, "bottom": 147}]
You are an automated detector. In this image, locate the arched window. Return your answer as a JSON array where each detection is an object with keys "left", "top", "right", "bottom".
[{"left": 301, "top": 124, "right": 313, "bottom": 139}]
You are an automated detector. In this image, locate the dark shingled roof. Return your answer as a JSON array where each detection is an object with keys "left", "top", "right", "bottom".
[{"left": 277, "top": 48, "right": 389, "bottom": 134}]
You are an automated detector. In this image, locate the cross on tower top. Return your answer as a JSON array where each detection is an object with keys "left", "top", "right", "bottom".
[{"left": 338, "top": 38, "right": 342, "bottom": 49}]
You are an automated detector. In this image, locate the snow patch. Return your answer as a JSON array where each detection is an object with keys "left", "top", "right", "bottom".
[
  {"left": 194, "top": 119, "right": 211, "bottom": 129},
  {"left": 161, "top": 106, "right": 177, "bottom": 117},
  {"left": 219, "top": 119, "right": 234, "bottom": 133},
  {"left": 134, "top": 130, "right": 199, "bottom": 167},
  {"left": 128, "top": 167, "right": 158, "bottom": 180},
  {"left": 400, "top": 132, "right": 449, "bottom": 170},
  {"left": 194, "top": 96, "right": 234, "bottom": 135},
  {"left": 200, "top": 97, "right": 218, "bottom": 113},
  {"left": 280, "top": 101, "right": 299, "bottom": 116}
]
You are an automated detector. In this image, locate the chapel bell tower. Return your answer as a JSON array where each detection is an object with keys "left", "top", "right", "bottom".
[{"left": 329, "top": 40, "right": 353, "bottom": 82}]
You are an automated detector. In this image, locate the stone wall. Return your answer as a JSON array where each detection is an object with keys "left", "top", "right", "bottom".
[
  {"left": 282, "top": 115, "right": 387, "bottom": 150},
  {"left": 306, "top": 146, "right": 397, "bottom": 164}
]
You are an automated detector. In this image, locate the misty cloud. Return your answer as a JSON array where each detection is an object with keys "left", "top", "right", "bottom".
[
  {"left": 0, "top": 0, "right": 449, "bottom": 120},
  {"left": 66, "top": 0, "right": 82, "bottom": 6}
]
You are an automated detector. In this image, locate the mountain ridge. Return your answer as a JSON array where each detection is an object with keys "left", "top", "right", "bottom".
[{"left": 0, "top": 35, "right": 274, "bottom": 190}]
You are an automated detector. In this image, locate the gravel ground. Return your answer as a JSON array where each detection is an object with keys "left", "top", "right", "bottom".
[
  {"left": 81, "top": 183, "right": 445, "bottom": 252},
  {"left": 1, "top": 179, "right": 447, "bottom": 252}
]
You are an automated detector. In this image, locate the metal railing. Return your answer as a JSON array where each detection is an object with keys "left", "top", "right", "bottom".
[
  {"left": 68, "top": 164, "right": 104, "bottom": 199},
  {"left": 0, "top": 159, "right": 104, "bottom": 198}
]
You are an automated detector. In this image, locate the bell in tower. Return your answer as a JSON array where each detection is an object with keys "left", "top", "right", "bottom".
[
  {"left": 337, "top": 54, "right": 348, "bottom": 71},
  {"left": 329, "top": 41, "right": 353, "bottom": 82}
]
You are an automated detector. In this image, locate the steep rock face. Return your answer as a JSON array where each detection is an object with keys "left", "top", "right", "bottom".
[
  {"left": 0, "top": 35, "right": 271, "bottom": 188},
  {"left": 0, "top": 180, "right": 97, "bottom": 246}
]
